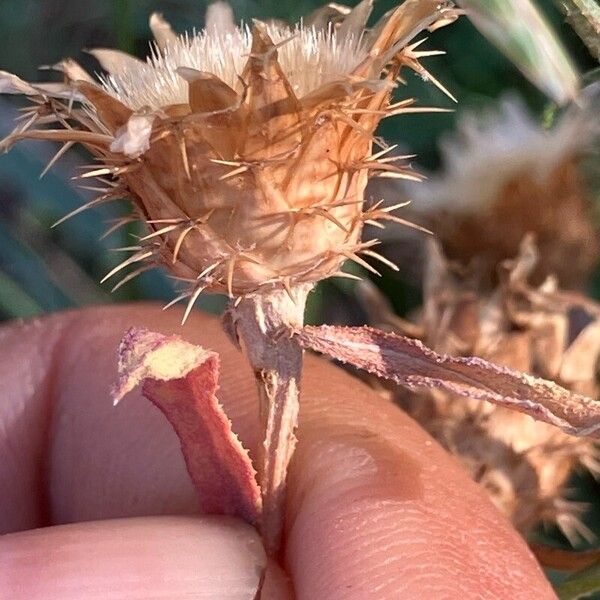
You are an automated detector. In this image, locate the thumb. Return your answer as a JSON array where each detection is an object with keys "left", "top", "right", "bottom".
[{"left": 0, "top": 515, "right": 291, "bottom": 599}]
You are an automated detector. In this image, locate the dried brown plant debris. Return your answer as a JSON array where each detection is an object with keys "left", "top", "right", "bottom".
[{"left": 355, "top": 236, "right": 600, "bottom": 542}]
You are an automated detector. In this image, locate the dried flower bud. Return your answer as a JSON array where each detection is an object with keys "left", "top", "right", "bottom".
[
  {"left": 1, "top": 1, "right": 458, "bottom": 307},
  {"left": 1, "top": 0, "right": 463, "bottom": 556}
]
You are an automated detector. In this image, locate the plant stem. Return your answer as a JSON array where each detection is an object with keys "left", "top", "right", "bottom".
[
  {"left": 227, "top": 283, "right": 311, "bottom": 555},
  {"left": 555, "top": 0, "right": 600, "bottom": 62}
]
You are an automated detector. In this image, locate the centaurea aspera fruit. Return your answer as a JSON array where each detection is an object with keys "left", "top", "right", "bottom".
[
  {"left": 0, "top": 0, "right": 460, "bottom": 552},
  {"left": 1, "top": 1, "right": 457, "bottom": 302}
]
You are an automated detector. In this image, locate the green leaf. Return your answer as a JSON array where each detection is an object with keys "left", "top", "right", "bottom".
[{"left": 457, "top": 0, "right": 580, "bottom": 104}]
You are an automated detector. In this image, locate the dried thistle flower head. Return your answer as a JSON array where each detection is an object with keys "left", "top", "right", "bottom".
[
  {"left": 358, "top": 236, "right": 600, "bottom": 542},
  {"left": 0, "top": 0, "right": 463, "bottom": 555},
  {"left": 1, "top": 0, "right": 458, "bottom": 309},
  {"left": 375, "top": 95, "right": 600, "bottom": 289}
]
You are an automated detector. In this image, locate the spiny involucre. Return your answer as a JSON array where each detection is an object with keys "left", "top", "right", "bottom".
[{"left": 0, "top": 1, "right": 458, "bottom": 314}]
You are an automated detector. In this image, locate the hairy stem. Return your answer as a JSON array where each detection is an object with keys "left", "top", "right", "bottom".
[{"left": 226, "top": 284, "right": 311, "bottom": 554}]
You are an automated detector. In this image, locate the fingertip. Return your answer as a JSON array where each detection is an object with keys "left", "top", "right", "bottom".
[
  {"left": 0, "top": 516, "right": 266, "bottom": 600},
  {"left": 284, "top": 359, "right": 556, "bottom": 599}
]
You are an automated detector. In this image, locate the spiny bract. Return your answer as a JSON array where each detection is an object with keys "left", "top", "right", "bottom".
[{"left": 0, "top": 0, "right": 458, "bottom": 316}]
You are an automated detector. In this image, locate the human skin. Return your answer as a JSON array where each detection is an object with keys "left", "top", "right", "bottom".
[{"left": 0, "top": 304, "right": 556, "bottom": 599}]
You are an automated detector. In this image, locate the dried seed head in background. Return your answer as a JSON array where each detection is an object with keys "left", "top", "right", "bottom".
[
  {"left": 357, "top": 236, "right": 600, "bottom": 542},
  {"left": 353, "top": 88, "right": 600, "bottom": 545},
  {"left": 0, "top": 0, "right": 459, "bottom": 311},
  {"left": 373, "top": 95, "right": 600, "bottom": 290}
]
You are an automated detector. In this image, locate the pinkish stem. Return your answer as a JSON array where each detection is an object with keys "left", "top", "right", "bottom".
[{"left": 226, "top": 284, "right": 311, "bottom": 555}]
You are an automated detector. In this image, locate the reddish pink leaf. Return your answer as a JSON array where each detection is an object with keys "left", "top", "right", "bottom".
[
  {"left": 113, "top": 327, "right": 261, "bottom": 524},
  {"left": 296, "top": 325, "right": 600, "bottom": 438}
]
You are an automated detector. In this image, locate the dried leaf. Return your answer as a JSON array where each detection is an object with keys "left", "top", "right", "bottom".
[
  {"left": 113, "top": 327, "right": 261, "bottom": 525},
  {"left": 296, "top": 325, "right": 600, "bottom": 437}
]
